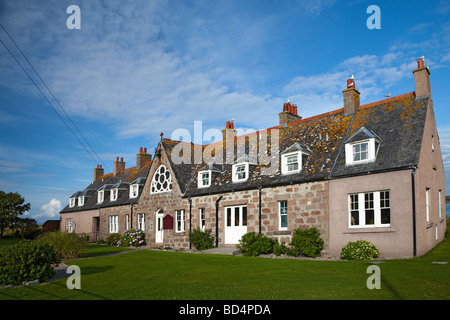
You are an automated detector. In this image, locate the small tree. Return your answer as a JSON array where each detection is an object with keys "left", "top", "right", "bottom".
[{"left": 0, "top": 191, "right": 30, "bottom": 238}]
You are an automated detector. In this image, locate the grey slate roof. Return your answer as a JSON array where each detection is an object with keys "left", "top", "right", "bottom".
[
  {"left": 60, "top": 161, "right": 152, "bottom": 214},
  {"left": 331, "top": 92, "right": 428, "bottom": 178},
  {"left": 162, "top": 91, "right": 429, "bottom": 198}
]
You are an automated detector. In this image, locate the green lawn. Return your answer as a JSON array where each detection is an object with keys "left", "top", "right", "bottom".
[{"left": 0, "top": 239, "right": 448, "bottom": 300}]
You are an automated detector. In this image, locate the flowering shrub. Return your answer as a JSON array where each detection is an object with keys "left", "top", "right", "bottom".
[
  {"left": 340, "top": 240, "right": 380, "bottom": 261},
  {"left": 117, "top": 228, "right": 146, "bottom": 247}
]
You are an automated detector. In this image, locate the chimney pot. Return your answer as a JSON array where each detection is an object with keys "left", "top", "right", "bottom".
[
  {"left": 343, "top": 78, "right": 360, "bottom": 115},
  {"left": 116, "top": 157, "right": 119, "bottom": 162},
  {"left": 413, "top": 57, "right": 431, "bottom": 97},
  {"left": 279, "top": 101, "right": 302, "bottom": 126},
  {"left": 139, "top": 147, "right": 143, "bottom": 153},
  {"left": 93, "top": 164, "right": 104, "bottom": 181},
  {"left": 136, "top": 147, "right": 152, "bottom": 168}
]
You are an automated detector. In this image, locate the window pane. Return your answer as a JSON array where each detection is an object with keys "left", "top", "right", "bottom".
[
  {"left": 381, "top": 208, "right": 390, "bottom": 224},
  {"left": 351, "top": 210, "right": 359, "bottom": 225},
  {"left": 227, "top": 208, "right": 232, "bottom": 227},
  {"left": 365, "top": 210, "right": 374, "bottom": 225},
  {"left": 235, "top": 207, "right": 240, "bottom": 226},
  {"left": 242, "top": 207, "right": 247, "bottom": 226},
  {"left": 360, "top": 143, "right": 368, "bottom": 151},
  {"left": 281, "top": 215, "right": 288, "bottom": 228}
]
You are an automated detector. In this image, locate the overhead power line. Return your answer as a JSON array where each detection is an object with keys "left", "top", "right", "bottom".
[{"left": 0, "top": 23, "right": 111, "bottom": 173}]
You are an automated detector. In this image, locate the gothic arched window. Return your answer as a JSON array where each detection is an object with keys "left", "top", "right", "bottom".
[{"left": 151, "top": 165, "right": 172, "bottom": 194}]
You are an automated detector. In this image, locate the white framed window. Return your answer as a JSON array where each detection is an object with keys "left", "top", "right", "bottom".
[
  {"left": 175, "top": 209, "right": 185, "bottom": 233},
  {"left": 126, "top": 214, "right": 130, "bottom": 230},
  {"left": 66, "top": 218, "right": 73, "bottom": 233},
  {"left": 199, "top": 208, "right": 206, "bottom": 231},
  {"left": 138, "top": 213, "right": 145, "bottom": 231},
  {"left": 198, "top": 170, "right": 211, "bottom": 188},
  {"left": 69, "top": 198, "right": 76, "bottom": 208},
  {"left": 111, "top": 188, "right": 118, "bottom": 202},
  {"left": 232, "top": 163, "right": 249, "bottom": 182},
  {"left": 78, "top": 196, "right": 85, "bottom": 206},
  {"left": 97, "top": 190, "right": 104, "bottom": 204},
  {"left": 345, "top": 138, "right": 378, "bottom": 165},
  {"left": 426, "top": 188, "right": 430, "bottom": 222},
  {"left": 348, "top": 190, "right": 390, "bottom": 228},
  {"left": 279, "top": 201, "right": 288, "bottom": 230},
  {"left": 109, "top": 215, "right": 118, "bottom": 233},
  {"left": 130, "top": 184, "right": 139, "bottom": 198},
  {"left": 281, "top": 151, "right": 302, "bottom": 174},
  {"left": 151, "top": 165, "right": 172, "bottom": 194}
]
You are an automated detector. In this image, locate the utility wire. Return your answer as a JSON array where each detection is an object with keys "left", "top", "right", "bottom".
[{"left": 0, "top": 24, "right": 111, "bottom": 173}]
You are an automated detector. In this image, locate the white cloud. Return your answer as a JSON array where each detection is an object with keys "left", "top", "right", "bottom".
[{"left": 35, "top": 199, "right": 62, "bottom": 219}]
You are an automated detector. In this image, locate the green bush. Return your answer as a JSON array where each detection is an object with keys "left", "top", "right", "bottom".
[
  {"left": 237, "top": 232, "right": 275, "bottom": 256},
  {"left": 0, "top": 241, "right": 60, "bottom": 286},
  {"left": 37, "top": 231, "right": 86, "bottom": 259},
  {"left": 189, "top": 228, "right": 214, "bottom": 251},
  {"left": 118, "top": 228, "right": 146, "bottom": 247},
  {"left": 340, "top": 240, "right": 380, "bottom": 261},
  {"left": 106, "top": 233, "right": 121, "bottom": 246},
  {"left": 289, "top": 228, "right": 324, "bottom": 258},
  {"left": 273, "top": 241, "right": 288, "bottom": 256}
]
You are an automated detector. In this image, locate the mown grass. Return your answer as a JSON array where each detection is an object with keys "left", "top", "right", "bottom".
[{"left": 0, "top": 239, "right": 448, "bottom": 300}]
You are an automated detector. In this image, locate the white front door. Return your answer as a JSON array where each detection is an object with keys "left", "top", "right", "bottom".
[
  {"left": 155, "top": 211, "right": 164, "bottom": 243},
  {"left": 224, "top": 205, "right": 247, "bottom": 244}
]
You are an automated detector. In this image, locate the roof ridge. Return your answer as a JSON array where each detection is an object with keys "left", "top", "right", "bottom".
[{"left": 358, "top": 92, "right": 415, "bottom": 110}]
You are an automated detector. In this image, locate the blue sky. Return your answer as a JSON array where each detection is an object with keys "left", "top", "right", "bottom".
[{"left": 0, "top": 0, "right": 449, "bottom": 224}]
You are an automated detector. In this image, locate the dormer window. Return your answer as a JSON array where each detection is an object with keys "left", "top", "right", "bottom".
[
  {"left": 352, "top": 141, "right": 369, "bottom": 162},
  {"left": 98, "top": 190, "right": 104, "bottom": 204},
  {"left": 345, "top": 127, "right": 381, "bottom": 165},
  {"left": 130, "top": 184, "right": 139, "bottom": 198},
  {"left": 69, "top": 198, "right": 76, "bottom": 208},
  {"left": 111, "top": 188, "right": 118, "bottom": 201},
  {"left": 232, "top": 163, "right": 249, "bottom": 183},
  {"left": 78, "top": 196, "right": 85, "bottom": 206},
  {"left": 198, "top": 170, "right": 211, "bottom": 188},
  {"left": 281, "top": 143, "right": 310, "bottom": 175},
  {"left": 282, "top": 152, "right": 301, "bottom": 174}
]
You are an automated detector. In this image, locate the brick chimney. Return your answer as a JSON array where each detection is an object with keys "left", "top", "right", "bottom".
[
  {"left": 413, "top": 56, "right": 431, "bottom": 97},
  {"left": 342, "top": 76, "right": 360, "bottom": 115},
  {"left": 222, "top": 120, "right": 237, "bottom": 142},
  {"left": 136, "top": 147, "right": 152, "bottom": 169},
  {"left": 93, "top": 164, "right": 104, "bottom": 182},
  {"left": 279, "top": 101, "right": 302, "bottom": 126},
  {"left": 113, "top": 157, "right": 125, "bottom": 176}
]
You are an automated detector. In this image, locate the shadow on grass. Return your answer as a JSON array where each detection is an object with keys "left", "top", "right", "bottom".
[{"left": 0, "top": 265, "right": 114, "bottom": 300}]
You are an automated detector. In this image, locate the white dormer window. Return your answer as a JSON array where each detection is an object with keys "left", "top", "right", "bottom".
[
  {"left": 280, "top": 143, "right": 309, "bottom": 175},
  {"left": 78, "top": 196, "right": 85, "bottom": 206},
  {"left": 130, "top": 184, "right": 139, "bottom": 198},
  {"left": 198, "top": 170, "right": 211, "bottom": 188},
  {"left": 345, "top": 127, "right": 380, "bottom": 165},
  {"left": 111, "top": 188, "right": 118, "bottom": 201},
  {"left": 345, "top": 139, "right": 378, "bottom": 165},
  {"left": 232, "top": 163, "right": 249, "bottom": 183},
  {"left": 69, "top": 198, "right": 76, "bottom": 208},
  {"left": 281, "top": 152, "right": 301, "bottom": 174},
  {"left": 98, "top": 190, "right": 104, "bottom": 204}
]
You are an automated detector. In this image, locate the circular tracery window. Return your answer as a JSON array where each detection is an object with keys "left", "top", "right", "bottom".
[{"left": 151, "top": 165, "right": 172, "bottom": 194}]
